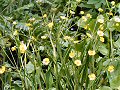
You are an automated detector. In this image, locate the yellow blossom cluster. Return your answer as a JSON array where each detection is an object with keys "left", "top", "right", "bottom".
[
  {"left": 80, "top": 11, "right": 84, "bottom": 15},
  {"left": 11, "top": 46, "right": 16, "bottom": 51},
  {"left": 88, "top": 73, "right": 96, "bottom": 80},
  {"left": 111, "top": 1, "right": 115, "bottom": 6},
  {"left": 60, "top": 16, "right": 68, "bottom": 20},
  {"left": 98, "top": 8, "right": 103, "bottom": 12},
  {"left": 88, "top": 50, "right": 96, "bottom": 56},
  {"left": 97, "top": 30, "right": 104, "bottom": 36},
  {"left": 0, "top": 66, "right": 6, "bottom": 74},
  {"left": 74, "top": 60, "right": 82, "bottom": 66},
  {"left": 100, "top": 37, "right": 104, "bottom": 42},
  {"left": 42, "top": 58, "right": 50, "bottom": 65},
  {"left": 19, "top": 41, "right": 27, "bottom": 53},
  {"left": 86, "top": 33, "right": 92, "bottom": 38},
  {"left": 13, "top": 21, "right": 17, "bottom": 25},
  {"left": 48, "top": 22, "right": 54, "bottom": 29},
  {"left": 116, "top": 23, "right": 119, "bottom": 26},
  {"left": 97, "top": 30, "right": 104, "bottom": 42},
  {"left": 43, "top": 14, "right": 47, "bottom": 18},
  {"left": 86, "top": 13, "right": 92, "bottom": 18},
  {"left": 13, "top": 30, "right": 18, "bottom": 36},
  {"left": 70, "top": 10, "right": 75, "bottom": 14},
  {"left": 97, "top": 19, "right": 104, "bottom": 23},
  {"left": 69, "top": 50, "right": 75, "bottom": 58},
  {"left": 29, "top": 18, "right": 35, "bottom": 22},
  {"left": 108, "top": 65, "right": 114, "bottom": 72},
  {"left": 41, "top": 35, "right": 47, "bottom": 39},
  {"left": 82, "top": 16, "right": 87, "bottom": 22},
  {"left": 73, "top": 41, "right": 79, "bottom": 44},
  {"left": 64, "top": 36, "right": 73, "bottom": 41},
  {"left": 26, "top": 23, "right": 32, "bottom": 27},
  {"left": 81, "top": 13, "right": 92, "bottom": 22}
]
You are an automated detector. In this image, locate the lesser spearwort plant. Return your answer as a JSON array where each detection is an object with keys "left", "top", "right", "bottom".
[{"left": 0, "top": 0, "right": 120, "bottom": 90}]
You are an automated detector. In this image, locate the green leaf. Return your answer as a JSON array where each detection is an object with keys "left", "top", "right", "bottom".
[
  {"left": 95, "top": 2, "right": 102, "bottom": 8},
  {"left": 88, "top": 19, "right": 97, "bottom": 31},
  {"left": 46, "top": 70, "right": 53, "bottom": 89},
  {"left": 15, "top": 3, "right": 34, "bottom": 11},
  {"left": 117, "top": 3, "right": 120, "bottom": 14},
  {"left": 13, "top": 80, "right": 22, "bottom": 87},
  {"left": 103, "top": 59, "right": 111, "bottom": 66},
  {"left": 26, "top": 61, "right": 34, "bottom": 73},
  {"left": 114, "top": 38, "right": 120, "bottom": 48},
  {"left": 98, "top": 44, "right": 108, "bottom": 55},
  {"left": 98, "top": 86, "right": 112, "bottom": 90},
  {"left": 87, "top": 0, "right": 106, "bottom": 8},
  {"left": 78, "top": 3, "right": 94, "bottom": 8},
  {"left": 48, "top": 88, "right": 56, "bottom": 90},
  {"left": 110, "top": 75, "right": 120, "bottom": 89},
  {"left": 16, "top": 23, "right": 29, "bottom": 31},
  {"left": 87, "top": 0, "right": 100, "bottom": 4},
  {"left": 75, "top": 39, "right": 86, "bottom": 52},
  {"left": 107, "top": 21, "right": 115, "bottom": 31}
]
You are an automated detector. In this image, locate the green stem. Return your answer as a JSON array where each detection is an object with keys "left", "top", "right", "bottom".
[
  {"left": 106, "top": 0, "right": 110, "bottom": 10},
  {"left": 110, "top": 31, "right": 113, "bottom": 60},
  {"left": 49, "top": 30, "right": 58, "bottom": 89}
]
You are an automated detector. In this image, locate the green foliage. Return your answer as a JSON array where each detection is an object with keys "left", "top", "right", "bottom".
[
  {"left": 97, "top": 86, "right": 112, "bottom": 90},
  {"left": 0, "top": 0, "right": 120, "bottom": 90}
]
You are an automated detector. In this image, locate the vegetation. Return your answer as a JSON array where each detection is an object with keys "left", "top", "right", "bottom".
[{"left": 0, "top": 0, "right": 120, "bottom": 90}]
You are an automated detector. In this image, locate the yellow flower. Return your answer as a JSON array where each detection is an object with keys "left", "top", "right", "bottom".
[
  {"left": 97, "top": 19, "right": 104, "bottom": 23},
  {"left": 88, "top": 50, "right": 96, "bottom": 56},
  {"left": 36, "top": 0, "right": 42, "bottom": 3},
  {"left": 97, "top": 30, "right": 104, "bottom": 36},
  {"left": 88, "top": 73, "right": 96, "bottom": 80},
  {"left": 74, "top": 60, "right": 82, "bottom": 66},
  {"left": 70, "top": 10, "right": 75, "bottom": 14},
  {"left": 29, "top": 18, "right": 35, "bottom": 22},
  {"left": 88, "top": 28, "right": 91, "bottom": 30},
  {"left": 41, "top": 35, "right": 47, "bottom": 39},
  {"left": 32, "top": 36, "right": 36, "bottom": 41},
  {"left": 64, "top": 36, "right": 71, "bottom": 40},
  {"left": 48, "top": 22, "right": 54, "bottom": 28},
  {"left": 111, "top": 1, "right": 115, "bottom": 5},
  {"left": 98, "top": 8, "right": 103, "bottom": 12},
  {"left": 82, "top": 16, "right": 87, "bottom": 22},
  {"left": 108, "top": 12, "right": 113, "bottom": 16},
  {"left": 19, "top": 41, "right": 27, "bottom": 53},
  {"left": 43, "top": 14, "right": 47, "bottom": 18},
  {"left": 42, "top": 58, "right": 50, "bottom": 65},
  {"left": 0, "top": 66, "right": 6, "bottom": 74},
  {"left": 99, "top": 25, "right": 104, "bottom": 30},
  {"left": 86, "top": 13, "right": 92, "bottom": 18},
  {"left": 64, "top": 36, "right": 74, "bottom": 41},
  {"left": 69, "top": 51, "right": 75, "bottom": 58},
  {"left": 80, "top": 11, "right": 84, "bottom": 15},
  {"left": 108, "top": 65, "right": 114, "bottom": 72},
  {"left": 13, "top": 21, "right": 17, "bottom": 25},
  {"left": 116, "top": 23, "right": 119, "bottom": 26},
  {"left": 100, "top": 37, "right": 104, "bottom": 42},
  {"left": 114, "top": 16, "right": 120, "bottom": 22},
  {"left": 11, "top": 46, "right": 16, "bottom": 51},
  {"left": 76, "top": 0, "right": 81, "bottom": 2},
  {"left": 30, "top": 28, "right": 33, "bottom": 30},
  {"left": 86, "top": 33, "right": 92, "bottom": 38},
  {"left": 26, "top": 23, "right": 32, "bottom": 27},
  {"left": 70, "top": 38, "right": 74, "bottom": 41},
  {"left": 84, "top": 25, "right": 88, "bottom": 29},
  {"left": 13, "top": 30, "right": 18, "bottom": 36},
  {"left": 60, "top": 16, "right": 68, "bottom": 20},
  {"left": 78, "top": 52, "right": 81, "bottom": 56},
  {"left": 73, "top": 41, "right": 79, "bottom": 44}
]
